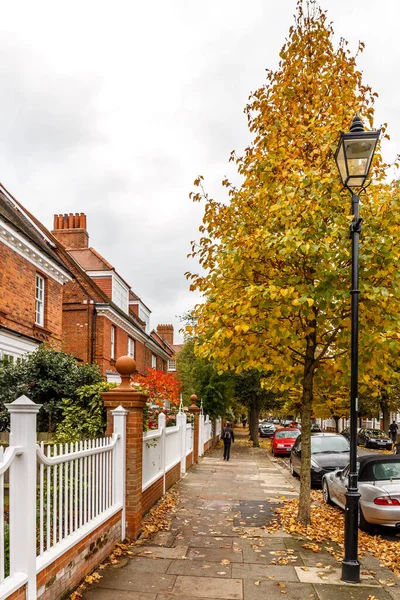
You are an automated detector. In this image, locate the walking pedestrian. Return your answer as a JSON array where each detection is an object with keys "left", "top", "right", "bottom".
[
  {"left": 222, "top": 422, "right": 234, "bottom": 461},
  {"left": 389, "top": 420, "right": 398, "bottom": 445}
]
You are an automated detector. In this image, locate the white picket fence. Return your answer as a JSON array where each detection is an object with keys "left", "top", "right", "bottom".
[
  {"left": 0, "top": 396, "right": 126, "bottom": 600},
  {"left": 198, "top": 413, "right": 214, "bottom": 458},
  {"left": 142, "top": 412, "right": 194, "bottom": 492}
]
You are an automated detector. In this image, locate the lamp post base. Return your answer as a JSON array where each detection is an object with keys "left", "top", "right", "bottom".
[{"left": 341, "top": 559, "right": 360, "bottom": 584}]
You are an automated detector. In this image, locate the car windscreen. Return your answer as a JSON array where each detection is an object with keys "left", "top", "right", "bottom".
[
  {"left": 371, "top": 462, "right": 400, "bottom": 480},
  {"left": 311, "top": 436, "right": 350, "bottom": 453},
  {"left": 364, "top": 429, "right": 387, "bottom": 438},
  {"left": 275, "top": 430, "right": 300, "bottom": 439}
]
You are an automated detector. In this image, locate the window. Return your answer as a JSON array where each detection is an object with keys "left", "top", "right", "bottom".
[
  {"left": 35, "top": 274, "right": 45, "bottom": 326},
  {"left": 168, "top": 360, "right": 176, "bottom": 371},
  {"left": 151, "top": 354, "right": 157, "bottom": 369},
  {"left": 128, "top": 337, "right": 135, "bottom": 358},
  {"left": 111, "top": 326, "right": 116, "bottom": 360},
  {"left": 112, "top": 277, "right": 129, "bottom": 314}
]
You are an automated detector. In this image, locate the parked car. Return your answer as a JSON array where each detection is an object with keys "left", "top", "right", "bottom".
[
  {"left": 271, "top": 428, "right": 300, "bottom": 456},
  {"left": 290, "top": 433, "right": 350, "bottom": 486},
  {"left": 259, "top": 422, "right": 276, "bottom": 438},
  {"left": 340, "top": 426, "right": 361, "bottom": 442},
  {"left": 311, "top": 424, "right": 322, "bottom": 432},
  {"left": 322, "top": 454, "right": 400, "bottom": 532},
  {"left": 358, "top": 428, "right": 393, "bottom": 450},
  {"left": 258, "top": 419, "right": 270, "bottom": 433}
]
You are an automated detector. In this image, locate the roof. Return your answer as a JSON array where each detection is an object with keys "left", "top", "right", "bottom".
[
  {"left": 69, "top": 248, "right": 113, "bottom": 271},
  {"left": 0, "top": 185, "right": 69, "bottom": 272}
]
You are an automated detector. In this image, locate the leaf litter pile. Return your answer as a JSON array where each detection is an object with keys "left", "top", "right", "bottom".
[
  {"left": 267, "top": 490, "right": 400, "bottom": 581},
  {"left": 69, "top": 488, "right": 179, "bottom": 599}
]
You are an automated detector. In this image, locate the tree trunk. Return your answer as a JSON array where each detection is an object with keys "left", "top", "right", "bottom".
[
  {"left": 297, "top": 365, "right": 313, "bottom": 525},
  {"left": 297, "top": 317, "right": 317, "bottom": 526},
  {"left": 333, "top": 415, "right": 340, "bottom": 433},
  {"left": 381, "top": 396, "right": 390, "bottom": 433},
  {"left": 249, "top": 403, "right": 260, "bottom": 447}
]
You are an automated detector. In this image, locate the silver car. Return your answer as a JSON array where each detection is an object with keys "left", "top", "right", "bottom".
[{"left": 322, "top": 454, "right": 400, "bottom": 532}]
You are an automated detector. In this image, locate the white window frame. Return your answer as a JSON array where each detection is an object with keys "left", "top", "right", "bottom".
[
  {"left": 112, "top": 275, "right": 129, "bottom": 314},
  {"left": 35, "top": 273, "right": 45, "bottom": 326},
  {"left": 111, "top": 325, "right": 116, "bottom": 360},
  {"left": 151, "top": 353, "right": 157, "bottom": 369},
  {"left": 128, "top": 337, "right": 135, "bottom": 358},
  {"left": 168, "top": 359, "right": 176, "bottom": 371}
]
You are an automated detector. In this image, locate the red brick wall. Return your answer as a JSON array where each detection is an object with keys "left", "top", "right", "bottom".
[
  {"left": 142, "top": 476, "right": 164, "bottom": 516},
  {"left": 36, "top": 511, "right": 122, "bottom": 600},
  {"left": 0, "top": 242, "right": 63, "bottom": 345},
  {"left": 186, "top": 452, "right": 193, "bottom": 470},
  {"left": 165, "top": 462, "right": 180, "bottom": 491},
  {"left": 6, "top": 586, "right": 26, "bottom": 600},
  {"left": 91, "top": 277, "right": 112, "bottom": 297}
]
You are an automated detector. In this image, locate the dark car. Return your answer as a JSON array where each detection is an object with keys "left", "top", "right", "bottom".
[
  {"left": 290, "top": 433, "right": 350, "bottom": 486},
  {"left": 259, "top": 423, "right": 276, "bottom": 438},
  {"left": 340, "top": 426, "right": 361, "bottom": 442},
  {"left": 311, "top": 424, "right": 322, "bottom": 432},
  {"left": 358, "top": 428, "right": 393, "bottom": 450}
]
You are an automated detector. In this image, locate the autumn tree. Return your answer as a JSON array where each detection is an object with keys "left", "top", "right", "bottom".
[
  {"left": 186, "top": 1, "right": 400, "bottom": 524},
  {"left": 234, "top": 370, "right": 285, "bottom": 446},
  {"left": 133, "top": 368, "right": 181, "bottom": 407},
  {"left": 176, "top": 338, "right": 234, "bottom": 418}
]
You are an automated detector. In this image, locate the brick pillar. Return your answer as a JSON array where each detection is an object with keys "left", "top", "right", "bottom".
[
  {"left": 212, "top": 417, "right": 217, "bottom": 447},
  {"left": 101, "top": 356, "right": 147, "bottom": 540},
  {"left": 188, "top": 394, "right": 200, "bottom": 464}
]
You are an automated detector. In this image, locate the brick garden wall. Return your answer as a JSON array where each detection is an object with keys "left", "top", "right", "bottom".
[
  {"left": 186, "top": 451, "right": 194, "bottom": 471},
  {"left": 36, "top": 511, "right": 122, "bottom": 600},
  {"left": 7, "top": 586, "right": 26, "bottom": 600}
]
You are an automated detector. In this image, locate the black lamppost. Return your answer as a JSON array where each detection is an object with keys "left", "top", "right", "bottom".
[{"left": 335, "top": 114, "right": 380, "bottom": 583}]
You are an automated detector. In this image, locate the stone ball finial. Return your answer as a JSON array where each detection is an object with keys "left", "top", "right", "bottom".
[
  {"left": 116, "top": 356, "right": 136, "bottom": 376},
  {"left": 115, "top": 355, "right": 136, "bottom": 390}
]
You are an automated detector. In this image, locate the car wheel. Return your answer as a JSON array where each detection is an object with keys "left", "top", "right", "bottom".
[
  {"left": 289, "top": 460, "right": 298, "bottom": 478},
  {"left": 322, "top": 479, "right": 333, "bottom": 505},
  {"left": 358, "top": 507, "right": 373, "bottom": 534}
]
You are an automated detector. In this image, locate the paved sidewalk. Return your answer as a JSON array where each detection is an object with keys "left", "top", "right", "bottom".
[{"left": 83, "top": 429, "right": 400, "bottom": 600}]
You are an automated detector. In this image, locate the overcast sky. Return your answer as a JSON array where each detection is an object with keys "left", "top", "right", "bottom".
[{"left": 1, "top": 1, "right": 399, "bottom": 343}]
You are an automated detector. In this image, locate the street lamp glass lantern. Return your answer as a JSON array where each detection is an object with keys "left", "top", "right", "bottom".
[{"left": 335, "top": 115, "right": 380, "bottom": 189}]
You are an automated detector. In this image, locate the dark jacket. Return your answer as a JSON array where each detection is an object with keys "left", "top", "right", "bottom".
[{"left": 222, "top": 426, "right": 234, "bottom": 443}]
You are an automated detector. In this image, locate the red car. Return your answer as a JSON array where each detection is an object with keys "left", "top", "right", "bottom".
[{"left": 272, "top": 428, "right": 301, "bottom": 456}]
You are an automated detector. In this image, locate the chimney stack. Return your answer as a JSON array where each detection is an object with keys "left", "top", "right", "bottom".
[
  {"left": 52, "top": 212, "right": 89, "bottom": 249},
  {"left": 157, "top": 324, "right": 174, "bottom": 346}
]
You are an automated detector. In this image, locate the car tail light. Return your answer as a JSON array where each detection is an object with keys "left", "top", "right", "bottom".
[{"left": 373, "top": 497, "right": 400, "bottom": 506}]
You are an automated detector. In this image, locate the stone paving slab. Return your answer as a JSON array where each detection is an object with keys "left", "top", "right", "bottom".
[
  {"left": 187, "top": 547, "right": 244, "bottom": 563},
  {"left": 166, "top": 558, "right": 232, "bottom": 578},
  {"left": 242, "top": 579, "right": 315, "bottom": 600},
  {"left": 122, "top": 556, "right": 172, "bottom": 573},
  {"left": 172, "top": 575, "right": 243, "bottom": 599},
  {"left": 231, "top": 563, "right": 299, "bottom": 581},
  {"left": 93, "top": 570, "right": 177, "bottom": 593},
  {"left": 295, "top": 565, "right": 379, "bottom": 586},
  {"left": 188, "top": 535, "right": 234, "bottom": 548},
  {"left": 314, "top": 583, "right": 394, "bottom": 599},
  {"left": 130, "top": 545, "right": 188, "bottom": 559}
]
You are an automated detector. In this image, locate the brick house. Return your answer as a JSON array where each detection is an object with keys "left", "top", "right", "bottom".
[
  {"left": 0, "top": 185, "right": 72, "bottom": 362},
  {"left": 51, "top": 213, "right": 172, "bottom": 380}
]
